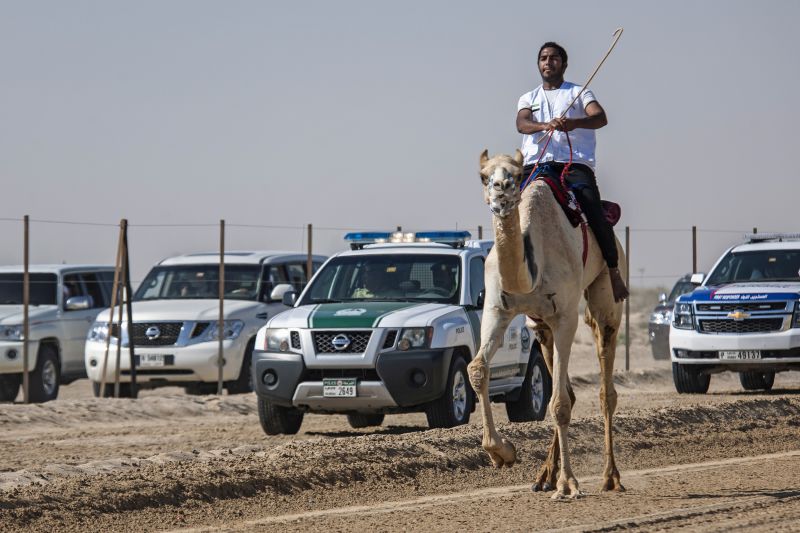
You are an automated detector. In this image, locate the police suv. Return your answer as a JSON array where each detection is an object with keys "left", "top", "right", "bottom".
[
  {"left": 670, "top": 233, "right": 800, "bottom": 393},
  {"left": 252, "top": 231, "right": 551, "bottom": 435}
]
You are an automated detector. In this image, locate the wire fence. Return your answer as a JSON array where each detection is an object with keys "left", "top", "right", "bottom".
[{"left": 0, "top": 215, "right": 781, "bottom": 402}]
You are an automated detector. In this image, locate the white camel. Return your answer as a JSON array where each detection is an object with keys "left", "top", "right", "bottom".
[{"left": 468, "top": 149, "right": 626, "bottom": 498}]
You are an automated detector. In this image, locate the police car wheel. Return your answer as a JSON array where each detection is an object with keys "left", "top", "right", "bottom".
[
  {"left": 257, "top": 397, "right": 304, "bottom": 435},
  {"left": 425, "top": 357, "right": 472, "bottom": 429},
  {"left": 225, "top": 339, "right": 255, "bottom": 395},
  {"left": 739, "top": 371, "right": 775, "bottom": 391},
  {"left": 28, "top": 345, "right": 60, "bottom": 403},
  {"left": 346, "top": 413, "right": 385, "bottom": 429},
  {"left": 672, "top": 362, "right": 710, "bottom": 394},
  {"left": 506, "top": 347, "right": 551, "bottom": 422}
]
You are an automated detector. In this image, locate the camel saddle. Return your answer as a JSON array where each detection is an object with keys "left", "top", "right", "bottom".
[{"left": 535, "top": 175, "right": 621, "bottom": 227}]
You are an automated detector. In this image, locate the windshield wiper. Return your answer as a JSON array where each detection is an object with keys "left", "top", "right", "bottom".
[{"left": 309, "top": 298, "right": 342, "bottom": 304}]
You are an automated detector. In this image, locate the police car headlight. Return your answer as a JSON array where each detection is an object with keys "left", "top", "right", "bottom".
[
  {"left": 672, "top": 303, "right": 694, "bottom": 330},
  {"left": 265, "top": 328, "right": 291, "bottom": 352},
  {"left": 0, "top": 325, "right": 24, "bottom": 341},
  {"left": 397, "top": 327, "right": 432, "bottom": 351},
  {"left": 87, "top": 323, "right": 109, "bottom": 343},
  {"left": 650, "top": 310, "right": 673, "bottom": 325}
]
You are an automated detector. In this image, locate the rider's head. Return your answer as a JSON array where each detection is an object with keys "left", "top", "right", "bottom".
[
  {"left": 538, "top": 42, "right": 568, "bottom": 84},
  {"left": 364, "top": 262, "right": 388, "bottom": 291}
]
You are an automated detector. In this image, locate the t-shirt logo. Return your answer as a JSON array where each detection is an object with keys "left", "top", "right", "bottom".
[{"left": 531, "top": 103, "right": 541, "bottom": 112}]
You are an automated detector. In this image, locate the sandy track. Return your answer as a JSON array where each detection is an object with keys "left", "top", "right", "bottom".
[{"left": 2, "top": 392, "right": 800, "bottom": 532}]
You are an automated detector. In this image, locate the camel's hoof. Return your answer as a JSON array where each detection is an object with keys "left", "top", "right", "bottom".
[
  {"left": 531, "top": 481, "right": 552, "bottom": 492},
  {"left": 551, "top": 489, "right": 585, "bottom": 501},
  {"left": 485, "top": 438, "right": 516, "bottom": 468},
  {"left": 600, "top": 481, "right": 626, "bottom": 493}
]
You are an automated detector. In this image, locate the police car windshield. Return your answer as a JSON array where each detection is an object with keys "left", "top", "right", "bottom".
[
  {"left": 134, "top": 265, "right": 262, "bottom": 301},
  {"left": 705, "top": 250, "right": 800, "bottom": 286},
  {"left": 302, "top": 255, "right": 461, "bottom": 305}
]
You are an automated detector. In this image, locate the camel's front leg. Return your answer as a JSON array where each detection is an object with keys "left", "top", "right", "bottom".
[
  {"left": 468, "top": 307, "right": 516, "bottom": 468},
  {"left": 531, "top": 325, "right": 575, "bottom": 492},
  {"left": 549, "top": 313, "right": 582, "bottom": 499}
]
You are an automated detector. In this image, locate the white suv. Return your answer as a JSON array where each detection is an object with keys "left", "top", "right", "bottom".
[
  {"left": 0, "top": 265, "right": 115, "bottom": 402},
  {"left": 84, "top": 251, "right": 325, "bottom": 397},
  {"left": 670, "top": 234, "right": 800, "bottom": 393}
]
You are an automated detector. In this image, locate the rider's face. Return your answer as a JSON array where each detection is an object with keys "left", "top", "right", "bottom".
[{"left": 538, "top": 47, "right": 565, "bottom": 82}]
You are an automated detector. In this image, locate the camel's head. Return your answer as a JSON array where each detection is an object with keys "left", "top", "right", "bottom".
[{"left": 479, "top": 149, "right": 524, "bottom": 218}]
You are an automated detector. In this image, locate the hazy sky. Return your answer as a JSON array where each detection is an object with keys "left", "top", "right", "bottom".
[{"left": 1, "top": 0, "right": 798, "bottom": 286}]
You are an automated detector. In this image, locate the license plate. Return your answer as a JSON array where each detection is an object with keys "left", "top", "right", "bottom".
[
  {"left": 139, "top": 354, "right": 166, "bottom": 367},
  {"left": 720, "top": 350, "right": 761, "bottom": 360},
  {"left": 323, "top": 378, "right": 357, "bottom": 397}
]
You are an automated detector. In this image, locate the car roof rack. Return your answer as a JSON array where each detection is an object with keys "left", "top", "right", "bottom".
[{"left": 744, "top": 233, "right": 800, "bottom": 243}]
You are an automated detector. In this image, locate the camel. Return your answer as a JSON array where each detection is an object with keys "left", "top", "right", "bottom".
[{"left": 468, "top": 149, "right": 625, "bottom": 499}]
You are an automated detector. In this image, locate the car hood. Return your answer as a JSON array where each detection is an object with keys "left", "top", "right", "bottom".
[
  {"left": 678, "top": 282, "right": 800, "bottom": 303},
  {"left": 93, "top": 299, "right": 262, "bottom": 323},
  {"left": 268, "top": 301, "right": 460, "bottom": 329},
  {"left": 0, "top": 304, "right": 59, "bottom": 325}
]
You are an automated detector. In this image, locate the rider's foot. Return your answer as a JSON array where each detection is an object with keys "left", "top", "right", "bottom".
[{"left": 609, "top": 267, "right": 629, "bottom": 302}]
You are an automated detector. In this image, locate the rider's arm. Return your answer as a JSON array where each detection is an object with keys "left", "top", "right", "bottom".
[
  {"left": 516, "top": 108, "right": 558, "bottom": 134},
  {"left": 559, "top": 101, "right": 608, "bottom": 131}
]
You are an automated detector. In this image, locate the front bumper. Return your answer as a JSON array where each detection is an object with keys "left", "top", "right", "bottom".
[
  {"left": 252, "top": 348, "right": 453, "bottom": 412},
  {"left": 0, "top": 340, "right": 39, "bottom": 374},
  {"left": 670, "top": 326, "right": 800, "bottom": 367},
  {"left": 84, "top": 337, "right": 247, "bottom": 383}
]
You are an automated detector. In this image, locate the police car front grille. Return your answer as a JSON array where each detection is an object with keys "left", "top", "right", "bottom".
[
  {"left": 131, "top": 322, "right": 182, "bottom": 346},
  {"left": 290, "top": 331, "right": 301, "bottom": 350},
  {"left": 699, "top": 318, "right": 784, "bottom": 334},
  {"left": 382, "top": 330, "right": 398, "bottom": 349},
  {"left": 696, "top": 302, "right": 788, "bottom": 312},
  {"left": 313, "top": 331, "right": 372, "bottom": 354}
]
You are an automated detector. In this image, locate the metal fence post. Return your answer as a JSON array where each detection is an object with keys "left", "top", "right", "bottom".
[
  {"left": 218, "top": 219, "right": 225, "bottom": 395},
  {"left": 22, "top": 215, "right": 30, "bottom": 404},
  {"left": 478, "top": 225, "right": 483, "bottom": 239},
  {"left": 307, "top": 223, "right": 313, "bottom": 279},
  {"left": 625, "top": 225, "right": 630, "bottom": 372},
  {"left": 692, "top": 225, "right": 697, "bottom": 273},
  {"left": 122, "top": 219, "right": 137, "bottom": 395}
]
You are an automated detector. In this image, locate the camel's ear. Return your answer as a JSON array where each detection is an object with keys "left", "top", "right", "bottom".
[
  {"left": 479, "top": 149, "right": 489, "bottom": 168},
  {"left": 513, "top": 149, "right": 523, "bottom": 166}
]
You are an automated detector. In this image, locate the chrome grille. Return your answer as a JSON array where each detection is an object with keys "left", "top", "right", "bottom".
[
  {"left": 696, "top": 302, "right": 788, "bottom": 312},
  {"left": 130, "top": 322, "right": 182, "bottom": 346},
  {"left": 291, "top": 331, "right": 301, "bottom": 350},
  {"left": 313, "top": 331, "right": 372, "bottom": 354},
  {"left": 699, "top": 318, "right": 784, "bottom": 334}
]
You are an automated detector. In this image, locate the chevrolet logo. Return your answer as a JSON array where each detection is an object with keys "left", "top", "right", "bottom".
[{"left": 727, "top": 310, "right": 750, "bottom": 321}]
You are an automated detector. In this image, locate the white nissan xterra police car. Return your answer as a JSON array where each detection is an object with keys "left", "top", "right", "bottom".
[
  {"left": 252, "top": 231, "right": 551, "bottom": 435},
  {"left": 670, "top": 233, "right": 800, "bottom": 393}
]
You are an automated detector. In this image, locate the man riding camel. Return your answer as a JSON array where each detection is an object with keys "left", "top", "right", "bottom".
[{"left": 516, "top": 41, "right": 629, "bottom": 302}]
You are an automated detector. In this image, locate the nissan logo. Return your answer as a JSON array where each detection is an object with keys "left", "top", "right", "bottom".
[
  {"left": 331, "top": 334, "right": 351, "bottom": 351},
  {"left": 145, "top": 326, "right": 161, "bottom": 340}
]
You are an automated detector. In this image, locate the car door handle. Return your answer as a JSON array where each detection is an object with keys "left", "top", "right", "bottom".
[{"left": 256, "top": 312, "right": 268, "bottom": 320}]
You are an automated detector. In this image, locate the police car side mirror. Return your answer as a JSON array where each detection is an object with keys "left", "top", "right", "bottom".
[
  {"left": 475, "top": 289, "right": 485, "bottom": 309},
  {"left": 65, "top": 295, "right": 92, "bottom": 311},
  {"left": 282, "top": 290, "right": 298, "bottom": 307},
  {"left": 690, "top": 273, "right": 705, "bottom": 285}
]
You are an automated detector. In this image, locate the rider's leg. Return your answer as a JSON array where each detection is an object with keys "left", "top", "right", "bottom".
[{"left": 564, "top": 166, "right": 629, "bottom": 302}]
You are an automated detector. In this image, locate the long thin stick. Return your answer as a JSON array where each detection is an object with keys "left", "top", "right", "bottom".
[
  {"left": 100, "top": 222, "right": 124, "bottom": 397},
  {"left": 22, "top": 216, "right": 29, "bottom": 404},
  {"left": 560, "top": 28, "right": 623, "bottom": 119}
]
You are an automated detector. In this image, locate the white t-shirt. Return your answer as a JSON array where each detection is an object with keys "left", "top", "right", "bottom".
[{"left": 517, "top": 82, "right": 598, "bottom": 169}]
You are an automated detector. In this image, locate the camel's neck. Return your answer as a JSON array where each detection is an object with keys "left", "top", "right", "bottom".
[{"left": 492, "top": 208, "right": 536, "bottom": 294}]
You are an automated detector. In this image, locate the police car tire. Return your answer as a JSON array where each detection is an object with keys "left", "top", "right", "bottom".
[
  {"left": 225, "top": 339, "right": 255, "bottom": 395},
  {"left": 258, "top": 397, "right": 304, "bottom": 435},
  {"left": 346, "top": 413, "right": 385, "bottom": 429},
  {"left": 425, "top": 356, "right": 472, "bottom": 429},
  {"left": 739, "top": 371, "right": 775, "bottom": 391},
  {"left": 672, "top": 362, "right": 710, "bottom": 394},
  {"left": 92, "top": 381, "right": 138, "bottom": 399},
  {"left": 29, "top": 345, "right": 60, "bottom": 403},
  {"left": 0, "top": 374, "right": 20, "bottom": 402},
  {"left": 506, "top": 347, "right": 551, "bottom": 422}
]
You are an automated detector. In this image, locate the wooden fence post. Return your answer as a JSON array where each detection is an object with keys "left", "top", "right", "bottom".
[
  {"left": 22, "top": 215, "right": 30, "bottom": 404},
  {"left": 692, "top": 225, "right": 697, "bottom": 273},
  {"left": 218, "top": 219, "right": 225, "bottom": 395}
]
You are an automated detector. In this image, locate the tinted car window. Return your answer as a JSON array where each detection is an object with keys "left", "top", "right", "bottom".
[
  {"left": 706, "top": 250, "right": 800, "bottom": 285},
  {"left": 0, "top": 273, "right": 58, "bottom": 306},
  {"left": 79, "top": 273, "right": 107, "bottom": 308},
  {"left": 134, "top": 265, "right": 262, "bottom": 301}
]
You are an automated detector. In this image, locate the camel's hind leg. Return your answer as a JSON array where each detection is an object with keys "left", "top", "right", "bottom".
[
  {"left": 531, "top": 324, "right": 576, "bottom": 492},
  {"left": 585, "top": 275, "right": 625, "bottom": 492},
  {"left": 467, "top": 306, "right": 516, "bottom": 468}
]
